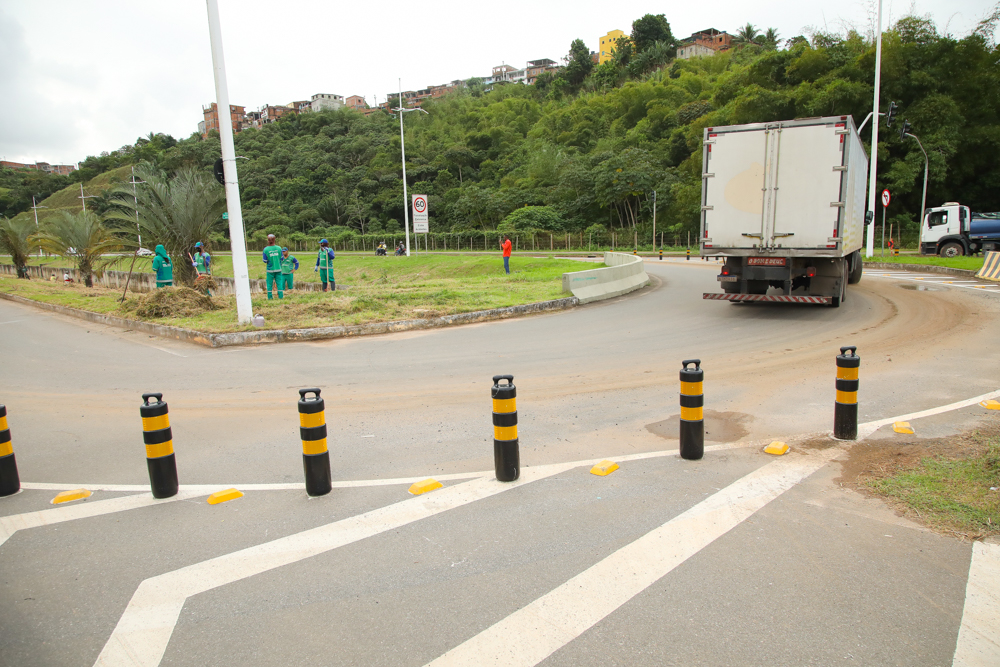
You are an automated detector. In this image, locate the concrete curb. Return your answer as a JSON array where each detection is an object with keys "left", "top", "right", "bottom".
[
  {"left": 562, "top": 252, "right": 650, "bottom": 304},
  {"left": 864, "top": 262, "right": 977, "bottom": 277},
  {"left": 0, "top": 291, "right": 578, "bottom": 348}
]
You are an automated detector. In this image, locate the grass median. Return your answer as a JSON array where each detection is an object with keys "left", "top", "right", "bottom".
[
  {"left": 0, "top": 255, "right": 586, "bottom": 333},
  {"left": 862, "top": 252, "right": 986, "bottom": 271}
]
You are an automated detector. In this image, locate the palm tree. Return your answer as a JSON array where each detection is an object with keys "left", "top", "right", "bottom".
[
  {"left": 0, "top": 216, "right": 37, "bottom": 279},
  {"left": 761, "top": 27, "right": 781, "bottom": 50},
  {"left": 31, "top": 211, "right": 129, "bottom": 287},
  {"left": 106, "top": 165, "right": 226, "bottom": 286},
  {"left": 735, "top": 23, "right": 762, "bottom": 46}
]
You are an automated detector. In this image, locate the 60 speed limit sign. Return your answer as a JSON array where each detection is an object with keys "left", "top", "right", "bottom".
[{"left": 412, "top": 194, "right": 428, "bottom": 223}]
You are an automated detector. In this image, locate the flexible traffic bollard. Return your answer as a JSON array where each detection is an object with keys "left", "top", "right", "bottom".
[
  {"left": 492, "top": 375, "right": 520, "bottom": 481},
  {"left": 140, "top": 393, "right": 178, "bottom": 498},
  {"left": 298, "top": 388, "right": 332, "bottom": 496},
  {"left": 659, "top": 250, "right": 663, "bottom": 260},
  {"left": 686, "top": 248, "right": 691, "bottom": 261},
  {"left": 679, "top": 360, "right": 704, "bottom": 460},
  {"left": 0, "top": 405, "right": 20, "bottom": 496},
  {"left": 834, "top": 347, "right": 860, "bottom": 440}
]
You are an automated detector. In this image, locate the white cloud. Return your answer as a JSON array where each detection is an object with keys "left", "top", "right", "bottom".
[{"left": 0, "top": 0, "right": 989, "bottom": 165}]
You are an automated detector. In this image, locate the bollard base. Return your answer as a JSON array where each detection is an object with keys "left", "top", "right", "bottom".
[
  {"left": 0, "top": 453, "right": 20, "bottom": 497},
  {"left": 147, "top": 454, "right": 179, "bottom": 499},
  {"left": 834, "top": 402, "right": 858, "bottom": 440},
  {"left": 494, "top": 439, "right": 520, "bottom": 482},
  {"left": 679, "top": 420, "right": 704, "bottom": 460},
  {"left": 303, "top": 451, "right": 332, "bottom": 497}
]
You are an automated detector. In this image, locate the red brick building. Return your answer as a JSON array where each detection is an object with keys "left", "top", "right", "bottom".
[
  {"left": 1, "top": 160, "right": 77, "bottom": 175},
  {"left": 201, "top": 103, "right": 246, "bottom": 138}
]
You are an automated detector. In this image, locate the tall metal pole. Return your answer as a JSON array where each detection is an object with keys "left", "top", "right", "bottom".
[
  {"left": 864, "top": 0, "right": 884, "bottom": 258},
  {"left": 206, "top": 0, "right": 253, "bottom": 323},
  {"left": 129, "top": 166, "right": 145, "bottom": 248},
  {"left": 906, "top": 132, "right": 930, "bottom": 235},
  {"left": 399, "top": 81, "right": 411, "bottom": 257},
  {"left": 651, "top": 190, "right": 656, "bottom": 248},
  {"left": 31, "top": 196, "right": 46, "bottom": 258}
]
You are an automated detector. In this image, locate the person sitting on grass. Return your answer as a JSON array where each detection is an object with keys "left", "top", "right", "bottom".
[
  {"left": 262, "top": 234, "right": 283, "bottom": 299},
  {"left": 281, "top": 247, "right": 299, "bottom": 292}
]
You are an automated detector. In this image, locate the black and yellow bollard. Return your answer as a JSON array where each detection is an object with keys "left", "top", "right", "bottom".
[
  {"left": 834, "top": 347, "right": 860, "bottom": 440},
  {"left": 893, "top": 246, "right": 899, "bottom": 257},
  {"left": 298, "top": 388, "right": 332, "bottom": 496},
  {"left": 658, "top": 249, "right": 663, "bottom": 260},
  {"left": 140, "top": 393, "right": 178, "bottom": 498},
  {"left": 679, "top": 360, "right": 704, "bottom": 460},
  {"left": 0, "top": 404, "right": 20, "bottom": 497},
  {"left": 686, "top": 248, "right": 691, "bottom": 261},
  {"left": 492, "top": 375, "right": 519, "bottom": 482}
]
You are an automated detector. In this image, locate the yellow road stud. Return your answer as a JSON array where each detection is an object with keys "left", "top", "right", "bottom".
[
  {"left": 893, "top": 421, "right": 915, "bottom": 434},
  {"left": 764, "top": 442, "right": 789, "bottom": 456},
  {"left": 409, "top": 478, "right": 443, "bottom": 495},
  {"left": 590, "top": 460, "right": 619, "bottom": 476},
  {"left": 51, "top": 488, "right": 92, "bottom": 504},
  {"left": 207, "top": 488, "right": 244, "bottom": 505},
  {"left": 980, "top": 399, "right": 1000, "bottom": 410}
]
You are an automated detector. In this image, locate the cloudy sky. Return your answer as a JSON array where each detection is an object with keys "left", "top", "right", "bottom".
[{"left": 0, "top": 0, "right": 991, "bottom": 166}]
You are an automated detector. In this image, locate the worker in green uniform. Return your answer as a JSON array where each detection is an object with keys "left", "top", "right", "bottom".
[
  {"left": 314, "top": 238, "right": 336, "bottom": 292},
  {"left": 262, "top": 234, "right": 284, "bottom": 299},
  {"left": 152, "top": 244, "right": 173, "bottom": 288},
  {"left": 192, "top": 241, "right": 212, "bottom": 295},
  {"left": 280, "top": 247, "right": 299, "bottom": 291}
]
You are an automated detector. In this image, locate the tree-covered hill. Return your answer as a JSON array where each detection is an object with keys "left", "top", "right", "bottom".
[{"left": 5, "top": 12, "right": 998, "bottom": 246}]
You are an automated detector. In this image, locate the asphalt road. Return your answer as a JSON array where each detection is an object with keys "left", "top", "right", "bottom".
[{"left": 1, "top": 260, "right": 999, "bottom": 666}]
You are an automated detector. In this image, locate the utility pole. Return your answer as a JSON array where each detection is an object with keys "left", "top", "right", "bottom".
[
  {"left": 651, "top": 190, "right": 656, "bottom": 249},
  {"left": 900, "top": 121, "right": 929, "bottom": 236},
  {"left": 31, "top": 196, "right": 47, "bottom": 257},
  {"left": 864, "top": 0, "right": 884, "bottom": 258},
  {"left": 128, "top": 166, "right": 146, "bottom": 248},
  {"left": 392, "top": 80, "right": 428, "bottom": 257},
  {"left": 205, "top": 0, "right": 253, "bottom": 324},
  {"left": 78, "top": 184, "right": 97, "bottom": 213}
]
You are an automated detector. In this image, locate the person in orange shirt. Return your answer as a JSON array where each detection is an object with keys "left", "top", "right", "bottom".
[{"left": 500, "top": 235, "right": 512, "bottom": 274}]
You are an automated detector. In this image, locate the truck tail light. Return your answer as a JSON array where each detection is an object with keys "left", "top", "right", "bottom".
[
  {"left": 721, "top": 267, "right": 730, "bottom": 275},
  {"left": 806, "top": 267, "right": 816, "bottom": 277}
]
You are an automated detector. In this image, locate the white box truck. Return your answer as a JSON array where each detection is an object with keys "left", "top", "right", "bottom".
[{"left": 700, "top": 115, "right": 869, "bottom": 306}]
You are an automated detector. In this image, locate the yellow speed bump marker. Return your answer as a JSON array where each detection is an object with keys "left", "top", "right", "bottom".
[
  {"left": 409, "top": 478, "right": 442, "bottom": 495},
  {"left": 764, "top": 441, "right": 789, "bottom": 456},
  {"left": 51, "top": 488, "right": 92, "bottom": 504},
  {"left": 893, "top": 421, "right": 915, "bottom": 434},
  {"left": 980, "top": 399, "right": 1000, "bottom": 410},
  {"left": 590, "top": 460, "right": 619, "bottom": 476},
  {"left": 207, "top": 488, "right": 244, "bottom": 505}
]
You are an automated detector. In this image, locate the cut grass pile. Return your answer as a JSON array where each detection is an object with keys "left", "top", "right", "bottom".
[
  {"left": 858, "top": 424, "right": 1000, "bottom": 540},
  {"left": 0, "top": 255, "right": 587, "bottom": 333}
]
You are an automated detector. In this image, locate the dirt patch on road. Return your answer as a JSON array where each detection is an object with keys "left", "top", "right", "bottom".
[
  {"left": 645, "top": 410, "right": 751, "bottom": 442},
  {"left": 837, "top": 419, "right": 1000, "bottom": 540}
]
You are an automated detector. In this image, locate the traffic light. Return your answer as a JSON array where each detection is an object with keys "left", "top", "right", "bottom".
[
  {"left": 213, "top": 158, "right": 225, "bottom": 185},
  {"left": 885, "top": 101, "right": 898, "bottom": 128},
  {"left": 899, "top": 119, "right": 912, "bottom": 141}
]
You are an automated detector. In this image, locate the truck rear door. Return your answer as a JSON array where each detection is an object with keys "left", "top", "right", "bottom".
[{"left": 703, "top": 127, "right": 768, "bottom": 249}]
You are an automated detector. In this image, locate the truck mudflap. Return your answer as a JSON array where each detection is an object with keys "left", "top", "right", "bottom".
[{"left": 703, "top": 293, "right": 832, "bottom": 304}]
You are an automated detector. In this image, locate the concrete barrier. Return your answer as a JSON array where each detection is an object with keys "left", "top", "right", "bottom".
[
  {"left": 977, "top": 251, "right": 1000, "bottom": 282},
  {"left": 562, "top": 252, "right": 649, "bottom": 304}
]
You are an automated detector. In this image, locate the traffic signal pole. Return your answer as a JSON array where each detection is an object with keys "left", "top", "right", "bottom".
[
  {"left": 206, "top": 0, "right": 253, "bottom": 324},
  {"left": 864, "top": 0, "right": 884, "bottom": 258}
]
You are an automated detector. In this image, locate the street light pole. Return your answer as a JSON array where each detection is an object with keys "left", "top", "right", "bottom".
[
  {"left": 31, "top": 196, "right": 47, "bottom": 258},
  {"left": 128, "top": 166, "right": 146, "bottom": 248},
  {"left": 392, "top": 80, "right": 428, "bottom": 258},
  {"left": 864, "top": 0, "right": 884, "bottom": 258},
  {"left": 903, "top": 129, "right": 930, "bottom": 237},
  {"left": 205, "top": 0, "right": 253, "bottom": 324}
]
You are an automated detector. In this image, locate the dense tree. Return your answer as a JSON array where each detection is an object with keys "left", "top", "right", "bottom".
[
  {"left": 631, "top": 14, "right": 675, "bottom": 54},
  {"left": 0, "top": 216, "right": 37, "bottom": 278}
]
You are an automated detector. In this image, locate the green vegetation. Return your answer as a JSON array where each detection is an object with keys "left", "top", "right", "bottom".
[
  {"left": 865, "top": 429, "right": 1000, "bottom": 539},
  {"left": 0, "top": 216, "right": 37, "bottom": 278},
  {"left": 4, "top": 12, "right": 998, "bottom": 261},
  {"left": 862, "top": 253, "right": 986, "bottom": 271},
  {"left": 31, "top": 211, "right": 129, "bottom": 287},
  {"left": 0, "top": 255, "right": 585, "bottom": 333}
]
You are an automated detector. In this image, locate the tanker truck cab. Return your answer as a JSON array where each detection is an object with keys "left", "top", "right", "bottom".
[{"left": 920, "top": 203, "right": 970, "bottom": 257}]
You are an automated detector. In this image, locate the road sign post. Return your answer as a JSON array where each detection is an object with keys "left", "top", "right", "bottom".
[
  {"left": 881, "top": 189, "right": 890, "bottom": 258},
  {"left": 412, "top": 195, "right": 428, "bottom": 245}
]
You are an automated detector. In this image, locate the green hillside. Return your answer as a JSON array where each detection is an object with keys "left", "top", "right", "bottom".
[{"left": 8, "top": 165, "right": 132, "bottom": 228}]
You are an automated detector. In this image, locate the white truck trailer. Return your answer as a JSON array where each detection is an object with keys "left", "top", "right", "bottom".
[{"left": 700, "top": 115, "right": 869, "bottom": 307}]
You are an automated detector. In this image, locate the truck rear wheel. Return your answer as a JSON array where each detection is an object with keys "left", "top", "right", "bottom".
[
  {"left": 941, "top": 242, "right": 965, "bottom": 258},
  {"left": 848, "top": 251, "right": 863, "bottom": 284},
  {"left": 831, "top": 263, "right": 847, "bottom": 308}
]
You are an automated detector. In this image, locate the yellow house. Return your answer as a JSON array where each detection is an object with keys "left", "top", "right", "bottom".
[{"left": 599, "top": 29, "right": 627, "bottom": 64}]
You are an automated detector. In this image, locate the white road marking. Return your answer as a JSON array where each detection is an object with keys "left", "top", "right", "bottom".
[
  {"left": 862, "top": 271, "right": 999, "bottom": 292},
  {"left": 0, "top": 490, "right": 207, "bottom": 547},
  {"left": 425, "top": 446, "right": 844, "bottom": 667},
  {"left": 93, "top": 464, "right": 583, "bottom": 667},
  {"left": 857, "top": 389, "right": 1000, "bottom": 439},
  {"left": 953, "top": 541, "right": 1000, "bottom": 666}
]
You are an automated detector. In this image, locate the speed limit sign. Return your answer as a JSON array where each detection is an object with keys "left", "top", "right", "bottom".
[
  {"left": 881, "top": 189, "right": 891, "bottom": 207},
  {"left": 412, "top": 194, "right": 428, "bottom": 223}
]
